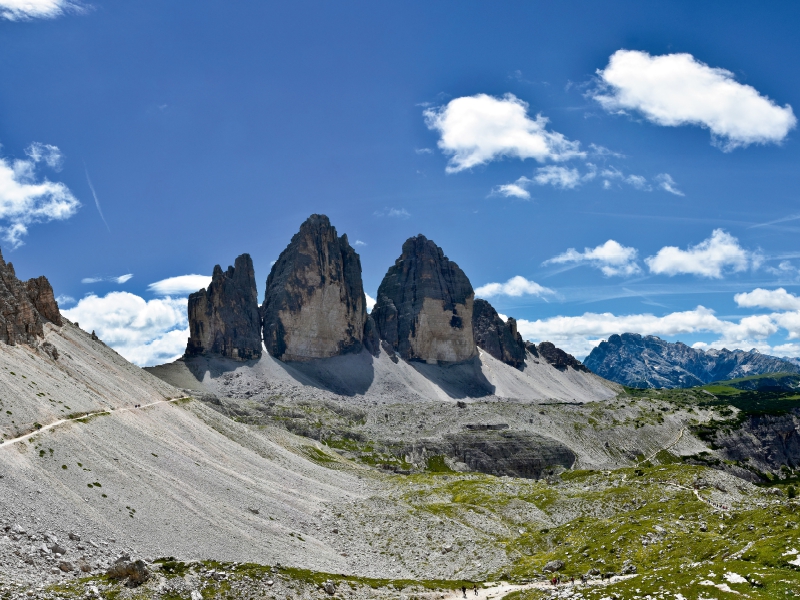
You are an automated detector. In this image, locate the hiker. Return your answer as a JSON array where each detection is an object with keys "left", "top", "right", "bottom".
[
  {"left": 571, "top": 576, "right": 575, "bottom": 586},
  {"left": 473, "top": 583, "right": 478, "bottom": 596},
  {"left": 462, "top": 585, "right": 467, "bottom": 598}
]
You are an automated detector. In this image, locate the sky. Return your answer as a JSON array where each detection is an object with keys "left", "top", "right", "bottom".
[{"left": 3, "top": 1, "right": 800, "bottom": 366}]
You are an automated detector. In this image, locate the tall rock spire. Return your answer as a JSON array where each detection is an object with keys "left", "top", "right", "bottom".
[
  {"left": 185, "top": 253, "right": 262, "bottom": 360},
  {"left": 261, "top": 214, "right": 367, "bottom": 361},
  {"left": 372, "top": 235, "right": 476, "bottom": 364}
]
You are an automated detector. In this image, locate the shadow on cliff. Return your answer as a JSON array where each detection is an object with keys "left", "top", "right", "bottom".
[
  {"left": 273, "top": 349, "right": 376, "bottom": 396},
  {"left": 410, "top": 356, "right": 495, "bottom": 399}
]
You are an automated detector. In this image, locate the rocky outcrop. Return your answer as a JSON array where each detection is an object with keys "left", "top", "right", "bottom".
[
  {"left": 584, "top": 333, "right": 800, "bottom": 388},
  {"left": 185, "top": 254, "right": 262, "bottom": 360},
  {"left": 537, "top": 341, "right": 589, "bottom": 372},
  {"left": 372, "top": 235, "right": 476, "bottom": 364},
  {"left": 0, "top": 248, "right": 61, "bottom": 346},
  {"left": 472, "top": 298, "right": 526, "bottom": 368},
  {"left": 261, "top": 215, "right": 366, "bottom": 361}
]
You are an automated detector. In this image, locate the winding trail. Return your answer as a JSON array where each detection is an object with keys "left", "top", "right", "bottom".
[
  {"left": 644, "top": 427, "right": 685, "bottom": 463},
  {"left": 0, "top": 397, "right": 187, "bottom": 450}
]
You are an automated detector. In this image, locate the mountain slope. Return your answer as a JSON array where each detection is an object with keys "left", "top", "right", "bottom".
[{"left": 584, "top": 333, "right": 800, "bottom": 388}]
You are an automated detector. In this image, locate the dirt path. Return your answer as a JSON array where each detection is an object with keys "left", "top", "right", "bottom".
[
  {"left": 429, "top": 574, "right": 638, "bottom": 599},
  {"left": 644, "top": 428, "right": 685, "bottom": 463},
  {"left": 0, "top": 397, "right": 186, "bottom": 450},
  {"left": 665, "top": 482, "right": 728, "bottom": 512}
]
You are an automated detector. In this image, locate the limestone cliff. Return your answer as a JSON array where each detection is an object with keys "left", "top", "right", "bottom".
[
  {"left": 0, "top": 249, "right": 61, "bottom": 346},
  {"left": 372, "top": 235, "right": 476, "bottom": 364},
  {"left": 537, "top": 342, "right": 589, "bottom": 372},
  {"left": 261, "top": 215, "right": 366, "bottom": 361},
  {"left": 472, "top": 299, "right": 526, "bottom": 369},
  {"left": 185, "top": 254, "right": 262, "bottom": 360}
]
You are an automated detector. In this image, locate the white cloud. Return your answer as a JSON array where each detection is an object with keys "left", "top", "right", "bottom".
[
  {"left": 63, "top": 292, "right": 188, "bottom": 367},
  {"left": 593, "top": 50, "right": 796, "bottom": 150},
  {"left": 625, "top": 174, "right": 650, "bottom": 191},
  {"left": 374, "top": 207, "right": 410, "bottom": 219},
  {"left": 493, "top": 177, "right": 532, "bottom": 199},
  {"left": 532, "top": 165, "right": 582, "bottom": 189},
  {"left": 354, "top": 240, "right": 367, "bottom": 247},
  {"left": 545, "top": 240, "right": 641, "bottom": 277},
  {"left": 600, "top": 167, "right": 665, "bottom": 192},
  {"left": 515, "top": 305, "right": 779, "bottom": 359},
  {"left": 55, "top": 294, "right": 75, "bottom": 306},
  {"left": 81, "top": 274, "right": 134, "bottom": 285},
  {"left": 365, "top": 293, "right": 376, "bottom": 312},
  {"left": 655, "top": 173, "right": 684, "bottom": 196},
  {"left": 424, "top": 93, "right": 583, "bottom": 172},
  {"left": 734, "top": 288, "right": 800, "bottom": 311},
  {"left": 0, "top": 0, "right": 79, "bottom": 20},
  {"left": 0, "top": 142, "right": 80, "bottom": 247},
  {"left": 645, "top": 229, "right": 758, "bottom": 278},
  {"left": 147, "top": 274, "right": 212, "bottom": 296},
  {"left": 474, "top": 276, "right": 554, "bottom": 299},
  {"left": 415, "top": 148, "right": 433, "bottom": 154}
]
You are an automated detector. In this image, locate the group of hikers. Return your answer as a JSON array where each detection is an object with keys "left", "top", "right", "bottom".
[
  {"left": 457, "top": 571, "right": 613, "bottom": 597},
  {"left": 459, "top": 584, "right": 479, "bottom": 597}
]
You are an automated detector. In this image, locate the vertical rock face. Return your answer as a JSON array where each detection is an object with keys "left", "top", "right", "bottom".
[
  {"left": 185, "top": 253, "right": 262, "bottom": 360},
  {"left": 536, "top": 342, "right": 589, "bottom": 372},
  {"left": 0, "top": 249, "right": 61, "bottom": 346},
  {"left": 261, "top": 215, "right": 366, "bottom": 361},
  {"left": 472, "top": 298, "right": 526, "bottom": 369},
  {"left": 372, "top": 235, "right": 476, "bottom": 364}
]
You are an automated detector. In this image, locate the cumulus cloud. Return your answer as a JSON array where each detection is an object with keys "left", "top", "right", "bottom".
[
  {"left": 365, "top": 293, "right": 376, "bottom": 312},
  {"left": 147, "top": 274, "right": 212, "bottom": 296},
  {"left": 0, "top": 0, "right": 81, "bottom": 20},
  {"left": 734, "top": 288, "right": 800, "bottom": 311},
  {"left": 645, "top": 229, "right": 759, "bottom": 278},
  {"left": 55, "top": 294, "right": 75, "bottom": 307},
  {"left": 545, "top": 240, "right": 641, "bottom": 277},
  {"left": 63, "top": 292, "right": 188, "bottom": 367},
  {"left": 424, "top": 93, "right": 583, "bottom": 172},
  {"left": 515, "top": 305, "right": 779, "bottom": 358},
  {"left": 532, "top": 165, "right": 583, "bottom": 189},
  {"left": 655, "top": 173, "right": 684, "bottom": 196},
  {"left": 0, "top": 142, "right": 80, "bottom": 247},
  {"left": 474, "top": 276, "right": 554, "bottom": 299},
  {"left": 593, "top": 50, "right": 796, "bottom": 150}
]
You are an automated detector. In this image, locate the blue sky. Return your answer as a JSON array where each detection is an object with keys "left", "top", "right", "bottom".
[{"left": 3, "top": 1, "right": 800, "bottom": 365}]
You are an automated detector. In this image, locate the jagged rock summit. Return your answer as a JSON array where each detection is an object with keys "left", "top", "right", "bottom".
[
  {"left": 262, "top": 214, "right": 367, "bottom": 361},
  {"left": 0, "top": 248, "right": 61, "bottom": 346},
  {"left": 372, "top": 235, "right": 476, "bottom": 364},
  {"left": 584, "top": 332, "right": 800, "bottom": 388},
  {"left": 472, "top": 298, "right": 526, "bottom": 369},
  {"left": 185, "top": 253, "right": 262, "bottom": 360}
]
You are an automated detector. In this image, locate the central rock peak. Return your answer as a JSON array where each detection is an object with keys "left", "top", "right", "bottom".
[
  {"left": 372, "top": 235, "right": 476, "bottom": 364},
  {"left": 261, "top": 214, "right": 367, "bottom": 361}
]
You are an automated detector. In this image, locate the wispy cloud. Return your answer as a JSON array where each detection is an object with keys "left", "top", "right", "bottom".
[
  {"left": 85, "top": 167, "right": 111, "bottom": 233},
  {"left": 0, "top": 142, "right": 80, "bottom": 247},
  {"left": 374, "top": 207, "right": 410, "bottom": 219},
  {"left": 592, "top": 49, "right": 796, "bottom": 150},
  {"left": 415, "top": 148, "right": 433, "bottom": 155},
  {"left": 0, "top": 0, "right": 84, "bottom": 21},
  {"left": 55, "top": 294, "right": 75, "bottom": 306},
  {"left": 81, "top": 274, "right": 133, "bottom": 285},
  {"left": 147, "top": 274, "right": 212, "bottom": 296},
  {"left": 655, "top": 173, "right": 684, "bottom": 196},
  {"left": 354, "top": 240, "right": 367, "bottom": 247}
]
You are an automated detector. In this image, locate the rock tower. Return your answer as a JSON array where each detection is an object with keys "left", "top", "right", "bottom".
[
  {"left": 372, "top": 235, "right": 476, "bottom": 364},
  {"left": 185, "top": 253, "right": 262, "bottom": 360},
  {"left": 261, "top": 215, "right": 367, "bottom": 361}
]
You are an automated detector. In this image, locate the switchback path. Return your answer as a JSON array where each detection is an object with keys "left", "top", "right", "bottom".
[
  {"left": 430, "top": 574, "right": 638, "bottom": 599},
  {"left": 0, "top": 397, "right": 188, "bottom": 451}
]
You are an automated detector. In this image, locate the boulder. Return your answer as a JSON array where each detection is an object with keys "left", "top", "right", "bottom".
[
  {"left": 107, "top": 559, "right": 149, "bottom": 586},
  {"left": 536, "top": 342, "right": 589, "bottom": 372},
  {"left": 0, "top": 248, "right": 62, "bottom": 346},
  {"left": 543, "top": 559, "right": 564, "bottom": 572},
  {"left": 372, "top": 235, "right": 476, "bottom": 364},
  {"left": 185, "top": 253, "right": 262, "bottom": 361},
  {"left": 262, "top": 215, "right": 367, "bottom": 361},
  {"left": 472, "top": 298, "right": 526, "bottom": 368},
  {"left": 58, "top": 561, "right": 74, "bottom": 572}
]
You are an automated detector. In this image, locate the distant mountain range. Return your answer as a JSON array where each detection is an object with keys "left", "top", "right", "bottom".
[{"left": 583, "top": 333, "right": 800, "bottom": 389}]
